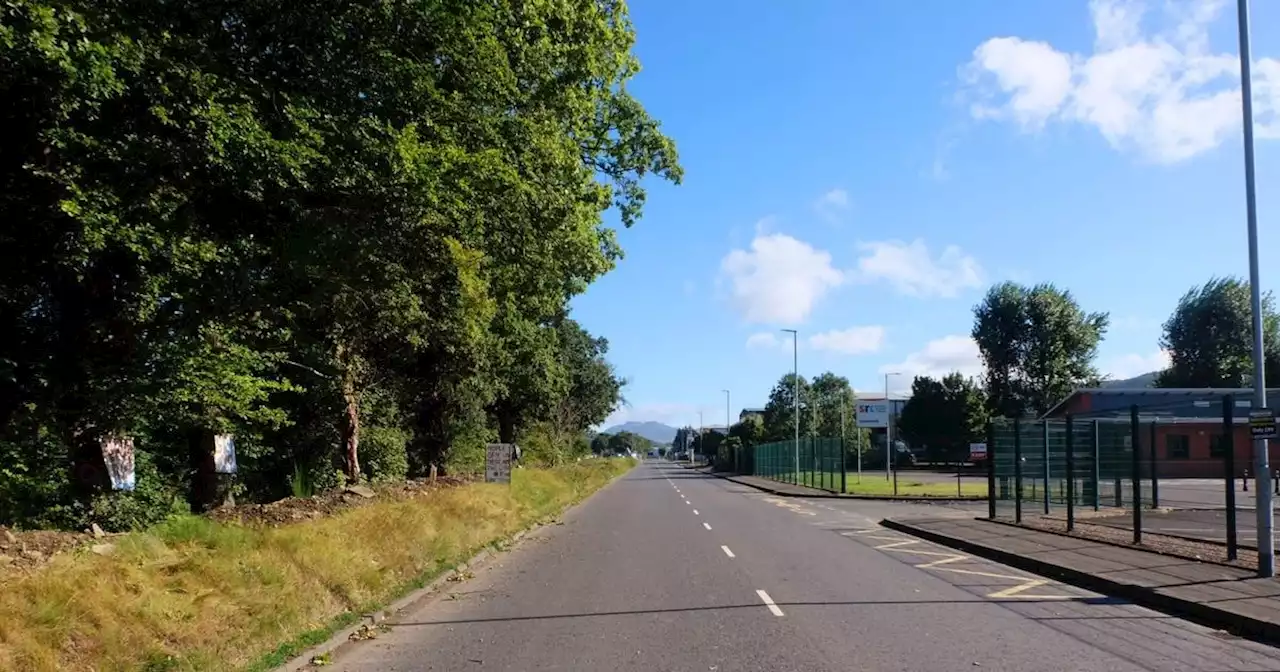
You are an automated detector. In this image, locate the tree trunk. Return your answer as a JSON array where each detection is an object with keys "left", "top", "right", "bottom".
[
  {"left": 342, "top": 376, "right": 361, "bottom": 482},
  {"left": 498, "top": 412, "right": 516, "bottom": 444},
  {"left": 189, "top": 430, "right": 218, "bottom": 513}
]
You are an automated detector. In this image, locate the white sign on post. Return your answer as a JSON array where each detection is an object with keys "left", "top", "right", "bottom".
[
  {"left": 485, "top": 443, "right": 513, "bottom": 484},
  {"left": 855, "top": 402, "right": 890, "bottom": 428}
]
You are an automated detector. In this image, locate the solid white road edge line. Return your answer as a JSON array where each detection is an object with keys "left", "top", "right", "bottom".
[
  {"left": 721, "top": 545, "right": 735, "bottom": 558},
  {"left": 756, "top": 589, "right": 784, "bottom": 616}
]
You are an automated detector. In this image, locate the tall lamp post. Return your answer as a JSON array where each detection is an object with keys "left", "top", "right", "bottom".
[
  {"left": 884, "top": 372, "right": 902, "bottom": 481},
  {"left": 697, "top": 411, "right": 704, "bottom": 465},
  {"left": 722, "top": 389, "right": 731, "bottom": 470},
  {"left": 781, "top": 329, "right": 799, "bottom": 485},
  {"left": 1235, "top": 0, "right": 1273, "bottom": 578}
]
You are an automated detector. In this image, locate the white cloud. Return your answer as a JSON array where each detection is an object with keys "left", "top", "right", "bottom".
[
  {"left": 879, "top": 335, "right": 984, "bottom": 392},
  {"left": 962, "top": 0, "right": 1280, "bottom": 163},
  {"left": 808, "top": 326, "right": 886, "bottom": 355},
  {"left": 967, "top": 37, "right": 1074, "bottom": 130},
  {"left": 817, "top": 188, "right": 849, "bottom": 209},
  {"left": 1104, "top": 349, "right": 1171, "bottom": 380},
  {"left": 850, "top": 239, "right": 984, "bottom": 298},
  {"left": 814, "top": 188, "right": 851, "bottom": 223},
  {"left": 745, "top": 332, "right": 784, "bottom": 350},
  {"left": 719, "top": 232, "right": 845, "bottom": 324}
]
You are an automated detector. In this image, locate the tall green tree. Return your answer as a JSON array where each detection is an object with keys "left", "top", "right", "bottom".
[
  {"left": 808, "top": 372, "right": 854, "bottom": 438},
  {"left": 0, "top": 0, "right": 679, "bottom": 528},
  {"left": 897, "top": 373, "right": 988, "bottom": 462},
  {"left": 1157, "top": 277, "right": 1280, "bottom": 388},
  {"left": 729, "top": 415, "right": 765, "bottom": 447},
  {"left": 973, "top": 282, "right": 1108, "bottom": 417},
  {"left": 762, "top": 373, "right": 810, "bottom": 441}
]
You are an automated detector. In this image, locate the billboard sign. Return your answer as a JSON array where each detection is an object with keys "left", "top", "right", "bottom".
[
  {"left": 968, "top": 443, "right": 988, "bottom": 461},
  {"left": 855, "top": 402, "right": 890, "bottom": 428}
]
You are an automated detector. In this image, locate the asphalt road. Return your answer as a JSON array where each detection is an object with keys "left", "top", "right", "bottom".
[{"left": 330, "top": 462, "right": 1280, "bottom": 671}]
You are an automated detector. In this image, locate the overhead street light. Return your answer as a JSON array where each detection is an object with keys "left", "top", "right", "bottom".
[
  {"left": 781, "top": 329, "right": 799, "bottom": 486},
  {"left": 1234, "top": 0, "right": 1273, "bottom": 578},
  {"left": 884, "top": 372, "right": 902, "bottom": 481}
]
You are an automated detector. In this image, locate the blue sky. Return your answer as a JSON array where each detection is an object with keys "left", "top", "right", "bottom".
[{"left": 573, "top": 0, "right": 1280, "bottom": 431}]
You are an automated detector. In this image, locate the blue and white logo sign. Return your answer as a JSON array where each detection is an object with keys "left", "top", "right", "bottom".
[{"left": 855, "top": 402, "right": 890, "bottom": 428}]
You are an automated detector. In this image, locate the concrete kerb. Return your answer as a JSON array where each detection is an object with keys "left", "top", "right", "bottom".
[
  {"left": 273, "top": 467, "right": 633, "bottom": 672},
  {"left": 685, "top": 465, "right": 983, "bottom": 503},
  {"left": 879, "top": 518, "right": 1280, "bottom": 647}
]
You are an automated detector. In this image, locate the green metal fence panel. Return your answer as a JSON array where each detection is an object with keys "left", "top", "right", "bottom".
[{"left": 991, "top": 416, "right": 1135, "bottom": 520}]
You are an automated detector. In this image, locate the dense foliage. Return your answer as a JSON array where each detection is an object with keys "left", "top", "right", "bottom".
[
  {"left": 1156, "top": 277, "right": 1280, "bottom": 388},
  {"left": 0, "top": 0, "right": 679, "bottom": 530},
  {"left": 897, "top": 373, "right": 987, "bottom": 462},
  {"left": 972, "top": 282, "right": 1108, "bottom": 417}
]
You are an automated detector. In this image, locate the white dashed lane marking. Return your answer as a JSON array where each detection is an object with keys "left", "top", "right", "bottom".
[
  {"left": 722, "top": 545, "right": 735, "bottom": 558},
  {"left": 756, "top": 590, "right": 784, "bottom": 617}
]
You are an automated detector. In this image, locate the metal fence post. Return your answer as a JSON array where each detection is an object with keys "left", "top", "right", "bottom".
[
  {"left": 1224, "top": 394, "right": 1238, "bottom": 561},
  {"left": 1149, "top": 420, "right": 1159, "bottom": 509},
  {"left": 809, "top": 436, "right": 815, "bottom": 488},
  {"left": 1066, "top": 414, "right": 1076, "bottom": 532},
  {"left": 987, "top": 421, "right": 997, "bottom": 519},
  {"left": 1042, "top": 419, "right": 1051, "bottom": 514},
  {"left": 1130, "top": 405, "right": 1142, "bottom": 545},
  {"left": 841, "top": 433, "right": 847, "bottom": 494},
  {"left": 1093, "top": 419, "right": 1101, "bottom": 511},
  {"left": 1014, "top": 417, "right": 1023, "bottom": 524}
]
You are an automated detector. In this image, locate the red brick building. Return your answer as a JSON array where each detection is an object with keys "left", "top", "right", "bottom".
[{"left": 1043, "top": 388, "right": 1280, "bottom": 479}]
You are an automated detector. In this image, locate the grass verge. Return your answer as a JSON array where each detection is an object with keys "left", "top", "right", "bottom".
[
  {"left": 0, "top": 458, "right": 634, "bottom": 672},
  {"left": 768, "top": 471, "right": 987, "bottom": 497}
]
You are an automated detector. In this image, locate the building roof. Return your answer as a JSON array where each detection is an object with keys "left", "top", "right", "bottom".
[{"left": 1042, "top": 387, "right": 1280, "bottom": 420}]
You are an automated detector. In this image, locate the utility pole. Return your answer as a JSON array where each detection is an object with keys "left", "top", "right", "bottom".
[
  {"left": 723, "top": 389, "right": 731, "bottom": 433},
  {"left": 697, "top": 411, "right": 704, "bottom": 465},
  {"left": 1236, "top": 0, "right": 1273, "bottom": 577},
  {"left": 723, "top": 389, "right": 731, "bottom": 470},
  {"left": 884, "top": 372, "right": 901, "bottom": 481},
  {"left": 781, "top": 329, "right": 799, "bottom": 484}
]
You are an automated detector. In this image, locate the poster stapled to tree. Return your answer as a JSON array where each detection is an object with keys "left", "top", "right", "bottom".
[
  {"left": 100, "top": 435, "right": 136, "bottom": 491},
  {"left": 214, "top": 434, "right": 238, "bottom": 474}
]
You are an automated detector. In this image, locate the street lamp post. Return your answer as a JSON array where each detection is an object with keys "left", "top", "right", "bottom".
[
  {"left": 781, "top": 329, "right": 799, "bottom": 485},
  {"left": 697, "top": 411, "right": 704, "bottom": 465},
  {"left": 722, "top": 389, "right": 731, "bottom": 471},
  {"left": 884, "top": 372, "right": 902, "bottom": 481},
  {"left": 1236, "top": 0, "right": 1273, "bottom": 578}
]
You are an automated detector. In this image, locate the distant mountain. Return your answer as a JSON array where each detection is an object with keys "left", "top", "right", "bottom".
[
  {"left": 1101, "top": 371, "right": 1160, "bottom": 389},
  {"left": 602, "top": 421, "right": 678, "bottom": 444}
]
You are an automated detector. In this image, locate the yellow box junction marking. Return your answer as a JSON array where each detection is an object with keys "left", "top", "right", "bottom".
[
  {"left": 762, "top": 497, "right": 818, "bottom": 516},
  {"left": 851, "top": 530, "right": 1073, "bottom": 601}
]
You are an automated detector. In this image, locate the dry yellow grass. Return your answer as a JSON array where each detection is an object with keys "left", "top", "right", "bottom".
[{"left": 0, "top": 458, "right": 634, "bottom": 672}]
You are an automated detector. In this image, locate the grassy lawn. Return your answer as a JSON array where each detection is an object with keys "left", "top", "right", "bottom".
[
  {"left": 766, "top": 471, "right": 988, "bottom": 497},
  {"left": 0, "top": 458, "right": 634, "bottom": 672}
]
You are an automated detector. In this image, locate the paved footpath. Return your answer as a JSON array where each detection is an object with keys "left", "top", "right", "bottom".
[{"left": 328, "top": 462, "right": 1280, "bottom": 671}]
